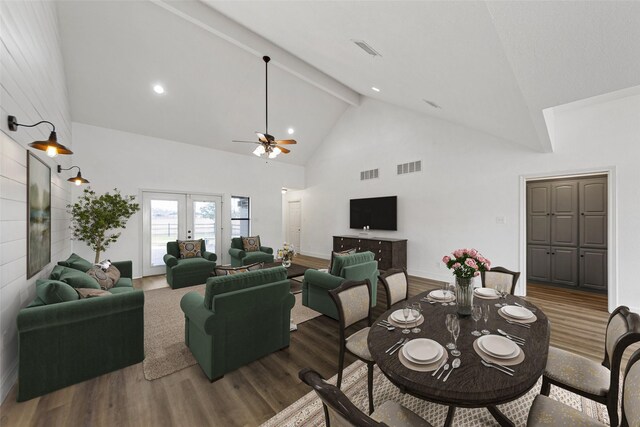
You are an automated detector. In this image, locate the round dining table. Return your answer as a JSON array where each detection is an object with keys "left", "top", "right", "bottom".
[{"left": 367, "top": 291, "right": 550, "bottom": 427}]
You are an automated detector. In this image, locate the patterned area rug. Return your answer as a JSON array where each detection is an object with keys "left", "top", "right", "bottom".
[
  {"left": 260, "top": 360, "right": 610, "bottom": 427},
  {"left": 143, "top": 284, "right": 320, "bottom": 380}
]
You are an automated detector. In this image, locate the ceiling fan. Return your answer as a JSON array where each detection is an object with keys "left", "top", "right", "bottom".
[{"left": 232, "top": 55, "right": 297, "bottom": 159}]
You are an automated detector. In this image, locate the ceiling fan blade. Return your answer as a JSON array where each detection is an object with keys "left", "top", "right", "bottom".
[
  {"left": 274, "top": 139, "right": 297, "bottom": 145},
  {"left": 256, "top": 132, "right": 268, "bottom": 143},
  {"left": 275, "top": 146, "right": 291, "bottom": 154},
  {"left": 232, "top": 140, "right": 259, "bottom": 144}
]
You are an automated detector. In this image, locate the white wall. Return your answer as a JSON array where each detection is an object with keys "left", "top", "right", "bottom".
[
  {"left": 300, "top": 96, "right": 640, "bottom": 312},
  {"left": 0, "top": 2, "right": 73, "bottom": 403},
  {"left": 71, "top": 123, "right": 305, "bottom": 277}
]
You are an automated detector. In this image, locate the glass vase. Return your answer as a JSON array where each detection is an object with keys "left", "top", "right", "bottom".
[
  {"left": 282, "top": 259, "right": 292, "bottom": 268},
  {"left": 455, "top": 276, "right": 473, "bottom": 317}
]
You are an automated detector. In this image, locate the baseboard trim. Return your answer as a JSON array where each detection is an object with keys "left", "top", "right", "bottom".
[
  {"left": 1, "top": 358, "right": 18, "bottom": 405},
  {"left": 299, "top": 250, "right": 328, "bottom": 260}
]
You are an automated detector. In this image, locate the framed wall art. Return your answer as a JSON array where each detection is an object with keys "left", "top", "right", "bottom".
[{"left": 27, "top": 151, "right": 51, "bottom": 278}]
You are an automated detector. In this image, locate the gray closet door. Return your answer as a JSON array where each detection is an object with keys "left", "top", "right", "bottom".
[
  {"left": 580, "top": 178, "right": 607, "bottom": 249},
  {"left": 551, "top": 246, "right": 578, "bottom": 286},
  {"left": 550, "top": 181, "right": 578, "bottom": 247},
  {"left": 527, "top": 245, "right": 551, "bottom": 282},
  {"left": 580, "top": 249, "right": 607, "bottom": 291},
  {"left": 527, "top": 182, "right": 550, "bottom": 245}
]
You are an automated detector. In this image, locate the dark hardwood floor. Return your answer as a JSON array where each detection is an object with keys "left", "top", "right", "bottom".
[{"left": 0, "top": 255, "right": 631, "bottom": 427}]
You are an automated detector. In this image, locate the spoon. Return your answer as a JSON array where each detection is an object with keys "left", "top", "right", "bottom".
[
  {"left": 377, "top": 323, "right": 396, "bottom": 331},
  {"left": 437, "top": 363, "right": 449, "bottom": 380},
  {"left": 443, "top": 358, "right": 460, "bottom": 382}
]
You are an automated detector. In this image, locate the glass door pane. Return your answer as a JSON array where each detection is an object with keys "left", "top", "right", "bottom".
[
  {"left": 150, "top": 200, "right": 179, "bottom": 266},
  {"left": 193, "top": 200, "right": 216, "bottom": 253}
]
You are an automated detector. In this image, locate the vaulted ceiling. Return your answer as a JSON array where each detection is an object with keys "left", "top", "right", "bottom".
[{"left": 57, "top": 1, "right": 640, "bottom": 163}]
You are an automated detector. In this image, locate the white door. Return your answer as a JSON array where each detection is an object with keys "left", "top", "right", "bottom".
[
  {"left": 142, "top": 192, "right": 222, "bottom": 276},
  {"left": 288, "top": 201, "right": 301, "bottom": 251}
]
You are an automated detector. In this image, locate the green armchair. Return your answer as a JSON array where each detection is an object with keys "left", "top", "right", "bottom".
[
  {"left": 302, "top": 251, "right": 378, "bottom": 319},
  {"left": 228, "top": 237, "right": 274, "bottom": 267},
  {"left": 163, "top": 241, "right": 217, "bottom": 289},
  {"left": 180, "top": 266, "right": 294, "bottom": 381}
]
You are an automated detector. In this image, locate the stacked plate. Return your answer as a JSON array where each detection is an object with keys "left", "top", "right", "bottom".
[
  {"left": 500, "top": 305, "right": 534, "bottom": 321},
  {"left": 390, "top": 309, "right": 421, "bottom": 324},
  {"left": 402, "top": 339, "right": 444, "bottom": 365},
  {"left": 476, "top": 335, "right": 520, "bottom": 360},
  {"left": 428, "top": 290, "right": 455, "bottom": 302},
  {"left": 474, "top": 287, "right": 499, "bottom": 298}
]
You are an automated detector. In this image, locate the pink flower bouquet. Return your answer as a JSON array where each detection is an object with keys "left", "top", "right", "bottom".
[{"left": 442, "top": 248, "right": 491, "bottom": 278}]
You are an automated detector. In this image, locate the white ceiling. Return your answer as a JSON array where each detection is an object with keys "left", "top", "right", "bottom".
[
  {"left": 57, "top": 1, "right": 640, "bottom": 161},
  {"left": 208, "top": 0, "right": 640, "bottom": 152}
]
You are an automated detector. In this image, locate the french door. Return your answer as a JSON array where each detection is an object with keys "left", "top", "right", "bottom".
[{"left": 142, "top": 192, "right": 222, "bottom": 276}]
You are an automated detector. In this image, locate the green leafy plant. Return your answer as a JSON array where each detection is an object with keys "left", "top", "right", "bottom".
[{"left": 68, "top": 187, "right": 140, "bottom": 263}]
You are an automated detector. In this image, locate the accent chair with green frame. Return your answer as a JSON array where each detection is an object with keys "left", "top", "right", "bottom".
[
  {"left": 163, "top": 240, "right": 217, "bottom": 289},
  {"left": 302, "top": 251, "right": 378, "bottom": 320},
  {"left": 228, "top": 237, "right": 274, "bottom": 266}
]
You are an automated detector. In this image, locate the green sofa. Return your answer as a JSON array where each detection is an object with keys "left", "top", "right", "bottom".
[
  {"left": 302, "top": 251, "right": 378, "bottom": 319},
  {"left": 163, "top": 241, "right": 217, "bottom": 289},
  {"left": 228, "top": 237, "right": 274, "bottom": 267},
  {"left": 180, "top": 266, "right": 294, "bottom": 381},
  {"left": 16, "top": 255, "right": 144, "bottom": 401}
]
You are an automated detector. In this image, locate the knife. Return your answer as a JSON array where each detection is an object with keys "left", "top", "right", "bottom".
[
  {"left": 389, "top": 338, "right": 409, "bottom": 355},
  {"left": 385, "top": 338, "right": 405, "bottom": 354}
]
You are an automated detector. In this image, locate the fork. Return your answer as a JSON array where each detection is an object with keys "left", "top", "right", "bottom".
[
  {"left": 481, "top": 360, "right": 514, "bottom": 376},
  {"left": 515, "top": 302, "right": 537, "bottom": 313},
  {"left": 385, "top": 338, "right": 405, "bottom": 354},
  {"left": 505, "top": 319, "right": 531, "bottom": 329}
]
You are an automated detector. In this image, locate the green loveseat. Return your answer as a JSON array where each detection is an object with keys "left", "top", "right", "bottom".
[
  {"left": 180, "top": 266, "right": 294, "bottom": 381},
  {"left": 302, "top": 251, "right": 378, "bottom": 319},
  {"left": 16, "top": 254, "right": 144, "bottom": 401},
  {"left": 228, "top": 237, "right": 274, "bottom": 267},
  {"left": 163, "top": 241, "right": 217, "bottom": 289}
]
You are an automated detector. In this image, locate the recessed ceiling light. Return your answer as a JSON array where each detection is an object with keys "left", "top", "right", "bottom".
[
  {"left": 153, "top": 84, "right": 165, "bottom": 95},
  {"left": 371, "top": 87, "right": 380, "bottom": 92},
  {"left": 287, "top": 128, "right": 295, "bottom": 135}
]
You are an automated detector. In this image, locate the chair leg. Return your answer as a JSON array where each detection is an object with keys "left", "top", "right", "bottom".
[
  {"left": 337, "top": 343, "right": 345, "bottom": 389},
  {"left": 367, "top": 363, "right": 374, "bottom": 415},
  {"left": 540, "top": 376, "right": 551, "bottom": 396},
  {"left": 607, "top": 403, "right": 618, "bottom": 427}
]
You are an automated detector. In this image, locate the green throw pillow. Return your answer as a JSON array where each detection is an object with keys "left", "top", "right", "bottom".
[
  {"left": 36, "top": 280, "right": 79, "bottom": 305},
  {"left": 57, "top": 253, "right": 94, "bottom": 272},
  {"left": 51, "top": 265, "right": 101, "bottom": 289}
]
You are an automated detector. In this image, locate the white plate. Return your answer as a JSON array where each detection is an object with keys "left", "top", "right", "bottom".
[
  {"left": 390, "top": 309, "right": 419, "bottom": 323},
  {"left": 477, "top": 335, "right": 519, "bottom": 359},
  {"left": 429, "top": 290, "right": 451, "bottom": 300},
  {"left": 474, "top": 287, "right": 498, "bottom": 297},
  {"left": 501, "top": 305, "right": 534, "bottom": 320},
  {"left": 402, "top": 339, "right": 443, "bottom": 364}
]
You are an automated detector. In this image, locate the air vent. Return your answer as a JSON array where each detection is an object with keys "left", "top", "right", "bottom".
[
  {"left": 360, "top": 168, "right": 379, "bottom": 180},
  {"left": 422, "top": 99, "right": 441, "bottom": 109},
  {"left": 397, "top": 161, "right": 422, "bottom": 175},
  {"left": 352, "top": 40, "right": 382, "bottom": 57}
]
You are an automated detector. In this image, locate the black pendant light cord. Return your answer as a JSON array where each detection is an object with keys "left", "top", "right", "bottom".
[
  {"left": 11, "top": 118, "right": 55, "bottom": 132},
  {"left": 264, "top": 55, "right": 270, "bottom": 135},
  {"left": 57, "top": 165, "right": 80, "bottom": 173}
]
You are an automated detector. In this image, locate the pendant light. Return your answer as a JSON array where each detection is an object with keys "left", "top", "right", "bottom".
[{"left": 7, "top": 115, "right": 73, "bottom": 157}]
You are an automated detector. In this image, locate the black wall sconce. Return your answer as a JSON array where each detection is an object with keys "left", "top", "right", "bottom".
[
  {"left": 8, "top": 115, "right": 73, "bottom": 157},
  {"left": 57, "top": 165, "right": 89, "bottom": 185}
]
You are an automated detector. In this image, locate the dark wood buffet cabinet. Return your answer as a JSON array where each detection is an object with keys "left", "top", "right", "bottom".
[{"left": 333, "top": 235, "right": 407, "bottom": 271}]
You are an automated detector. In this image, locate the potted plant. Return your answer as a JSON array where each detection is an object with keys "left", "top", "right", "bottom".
[
  {"left": 68, "top": 187, "right": 140, "bottom": 263},
  {"left": 277, "top": 242, "right": 296, "bottom": 268},
  {"left": 442, "top": 248, "right": 491, "bottom": 316}
]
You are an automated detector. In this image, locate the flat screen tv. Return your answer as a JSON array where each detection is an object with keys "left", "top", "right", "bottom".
[{"left": 350, "top": 196, "right": 397, "bottom": 231}]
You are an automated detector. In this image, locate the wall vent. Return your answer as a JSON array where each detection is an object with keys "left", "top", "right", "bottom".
[
  {"left": 352, "top": 39, "right": 382, "bottom": 57},
  {"left": 397, "top": 161, "right": 422, "bottom": 175},
  {"left": 360, "top": 168, "right": 379, "bottom": 180}
]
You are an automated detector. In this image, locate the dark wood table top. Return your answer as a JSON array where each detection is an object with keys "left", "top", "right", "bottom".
[
  {"left": 367, "top": 292, "right": 550, "bottom": 408},
  {"left": 263, "top": 262, "right": 311, "bottom": 279}
]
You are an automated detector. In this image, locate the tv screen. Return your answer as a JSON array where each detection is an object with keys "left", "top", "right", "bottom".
[{"left": 350, "top": 196, "right": 397, "bottom": 231}]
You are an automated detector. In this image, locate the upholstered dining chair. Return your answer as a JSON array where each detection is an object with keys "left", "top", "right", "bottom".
[
  {"left": 528, "top": 347, "right": 640, "bottom": 427},
  {"left": 378, "top": 268, "right": 409, "bottom": 310},
  {"left": 480, "top": 266, "right": 520, "bottom": 295},
  {"left": 299, "top": 368, "right": 434, "bottom": 427},
  {"left": 329, "top": 279, "right": 375, "bottom": 414},
  {"left": 540, "top": 305, "right": 640, "bottom": 427}
]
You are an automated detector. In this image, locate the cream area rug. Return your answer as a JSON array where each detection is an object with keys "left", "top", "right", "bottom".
[
  {"left": 143, "top": 285, "right": 321, "bottom": 380},
  {"left": 261, "top": 361, "right": 609, "bottom": 427}
]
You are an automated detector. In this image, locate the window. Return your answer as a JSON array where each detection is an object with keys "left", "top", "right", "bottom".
[{"left": 231, "top": 196, "right": 250, "bottom": 238}]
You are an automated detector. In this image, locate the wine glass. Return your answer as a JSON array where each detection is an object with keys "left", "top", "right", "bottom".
[
  {"left": 445, "top": 313, "right": 456, "bottom": 350},
  {"left": 450, "top": 317, "right": 461, "bottom": 357},
  {"left": 448, "top": 283, "right": 457, "bottom": 306},
  {"left": 471, "top": 305, "right": 482, "bottom": 336},
  {"left": 411, "top": 302, "right": 422, "bottom": 333},
  {"left": 482, "top": 304, "right": 491, "bottom": 335},
  {"left": 402, "top": 304, "right": 411, "bottom": 335},
  {"left": 494, "top": 283, "right": 506, "bottom": 308}
]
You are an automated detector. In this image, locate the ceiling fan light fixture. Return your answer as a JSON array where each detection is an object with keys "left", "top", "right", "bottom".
[
  {"left": 268, "top": 146, "right": 281, "bottom": 159},
  {"left": 253, "top": 145, "right": 265, "bottom": 156}
]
